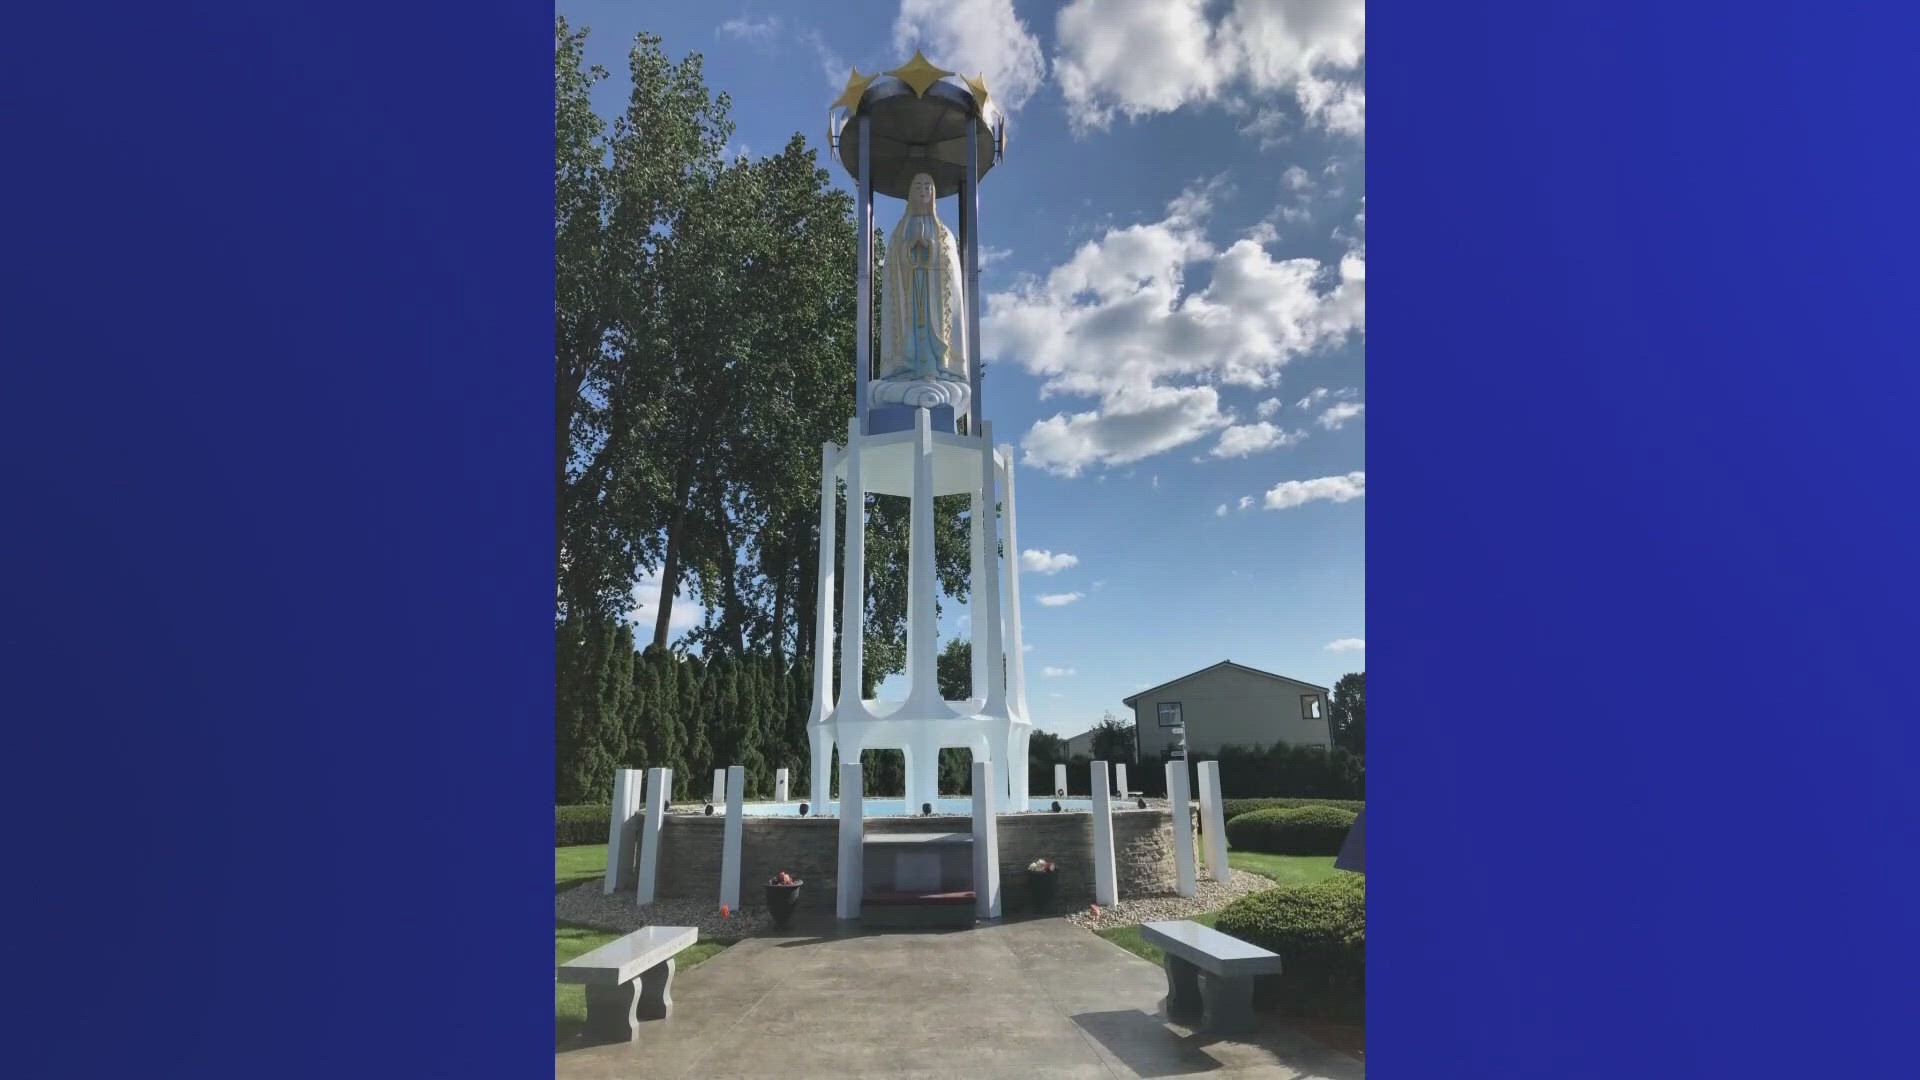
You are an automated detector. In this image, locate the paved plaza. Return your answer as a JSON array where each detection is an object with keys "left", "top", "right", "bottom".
[{"left": 556, "top": 916, "right": 1363, "bottom": 1079}]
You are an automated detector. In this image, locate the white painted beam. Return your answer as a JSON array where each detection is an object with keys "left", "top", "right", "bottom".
[{"left": 1090, "top": 760, "right": 1118, "bottom": 906}]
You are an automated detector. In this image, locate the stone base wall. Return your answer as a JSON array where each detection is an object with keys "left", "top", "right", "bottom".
[{"left": 649, "top": 808, "right": 1179, "bottom": 913}]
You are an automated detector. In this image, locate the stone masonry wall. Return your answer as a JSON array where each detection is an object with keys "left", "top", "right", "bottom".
[{"left": 650, "top": 807, "right": 1179, "bottom": 913}]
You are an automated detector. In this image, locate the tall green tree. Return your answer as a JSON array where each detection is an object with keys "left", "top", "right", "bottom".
[
  {"left": 1330, "top": 671, "right": 1366, "bottom": 756},
  {"left": 555, "top": 619, "right": 635, "bottom": 803},
  {"left": 1090, "top": 710, "right": 1135, "bottom": 762}
]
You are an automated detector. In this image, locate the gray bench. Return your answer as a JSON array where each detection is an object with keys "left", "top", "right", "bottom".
[
  {"left": 556, "top": 925, "right": 697, "bottom": 1041},
  {"left": 1140, "top": 920, "right": 1284, "bottom": 1033}
]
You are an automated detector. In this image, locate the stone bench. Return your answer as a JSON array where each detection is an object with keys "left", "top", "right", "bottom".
[
  {"left": 1140, "top": 920, "right": 1284, "bottom": 1033},
  {"left": 556, "top": 925, "right": 697, "bottom": 1041}
]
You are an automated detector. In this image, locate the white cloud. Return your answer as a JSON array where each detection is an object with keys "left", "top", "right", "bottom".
[
  {"left": 1021, "top": 549, "right": 1080, "bottom": 574},
  {"left": 992, "top": 179, "right": 1365, "bottom": 476},
  {"left": 1054, "top": 0, "right": 1365, "bottom": 137},
  {"left": 1042, "top": 665, "right": 1076, "bottom": 677},
  {"left": 894, "top": 0, "right": 1046, "bottom": 112},
  {"left": 1211, "top": 421, "right": 1305, "bottom": 458},
  {"left": 1325, "top": 638, "right": 1366, "bottom": 652},
  {"left": 1020, "top": 384, "right": 1232, "bottom": 477},
  {"left": 1283, "top": 165, "right": 1312, "bottom": 191},
  {"left": 1262, "top": 472, "right": 1366, "bottom": 510},
  {"left": 1239, "top": 106, "right": 1288, "bottom": 150},
  {"left": 1215, "top": 503, "right": 1229, "bottom": 517},
  {"left": 717, "top": 17, "right": 778, "bottom": 43},
  {"left": 980, "top": 245, "right": 1013, "bottom": 268},
  {"left": 1037, "top": 592, "right": 1084, "bottom": 607},
  {"left": 1238, "top": 495, "right": 1254, "bottom": 511},
  {"left": 1297, "top": 386, "right": 1359, "bottom": 409},
  {"left": 718, "top": 15, "right": 845, "bottom": 87},
  {"left": 1255, "top": 397, "right": 1283, "bottom": 419},
  {"left": 626, "top": 569, "right": 704, "bottom": 638},
  {"left": 1295, "top": 72, "right": 1366, "bottom": 137},
  {"left": 1317, "top": 401, "right": 1365, "bottom": 430}
]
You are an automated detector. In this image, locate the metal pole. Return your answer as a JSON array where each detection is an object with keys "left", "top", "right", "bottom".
[
  {"left": 856, "top": 116, "right": 872, "bottom": 437},
  {"left": 964, "top": 119, "right": 983, "bottom": 424}
]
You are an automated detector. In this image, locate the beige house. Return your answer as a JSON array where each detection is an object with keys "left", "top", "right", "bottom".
[{"left": 1123, "top": 661, "right": 1333, "bottom": 760}]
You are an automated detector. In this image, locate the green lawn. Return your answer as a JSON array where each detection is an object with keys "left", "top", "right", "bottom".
[
  {"left": 1098, "top": 847, "right": 1339, "bottom": 965},
  {"left": 556, "top": 844, "right": 731, "bottom": 1039},
  {"left": 1224, "top": 851, "right": 1340, "bottom": 887}
]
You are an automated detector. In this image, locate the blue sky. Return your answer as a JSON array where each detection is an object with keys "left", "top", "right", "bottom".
[{"left": 563, "top": 0, "right": 1366, "bottom": 737}]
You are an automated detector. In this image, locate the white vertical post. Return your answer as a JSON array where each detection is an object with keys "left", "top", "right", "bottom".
[
  {"left": 1166, "top": 760, "right": 1198, "bottom": 897},
  {"left": 976, "top": 423, "right": 1005, "bottom": 716},
  {"left": 720, "top": 765, "right": 745, "bottom": 910},
  {"left": 1001, "top": 456, "right": 1029, "bottom": 715},
  {"left": 809, "top": 440, "right": 837, "bottom": 805},
  {"left": 1115, "top": 761, "right": 1129, "bottom": 797},
  {"left": 836, "top": 762, "right": 864, "bottom": 919},
  {"left": 1090, "top": 760, "right": 1118, "bottom": 906},
  {"left": 711, "top": 768, "right": 725, "bottom": 806},
  {"left": 775, "top": 768, "right": 790, "bottom": 803},
  {"left": 1196, "top": 760, "right": 1231, "bottom": 884},
  {"left": 1053, "top": 762, "right": 1067, "bottom": 798},
  {"left": 971, "top": 760, "right": 1001, "bottom": 918},
  {"left": 636, "top": 767, "right": 670, "bottom": 905},
  {"left": 603, "top": 769, "right": 636, "bottom": 895},
  {"left": 838, "top": 417, "right": 866, "bottom": 715}
]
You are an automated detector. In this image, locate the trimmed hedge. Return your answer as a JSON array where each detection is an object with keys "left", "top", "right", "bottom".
[
  {"left": 557, "top": 804, "right": 610, "bottom": 847},
  {"left": 1222, "top": 797, "right": 1364, "bottom": 820},
  {"left": 1224, "top": 805, "right": 1357, "bottom": 855},
  {"left": 1215, "top": 873, "right": 1366, "bottom": 1022}
]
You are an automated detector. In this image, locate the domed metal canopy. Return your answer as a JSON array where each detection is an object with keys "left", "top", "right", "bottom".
[{"left": 830, "top": 72, "right": 1004, "bottom": 200}]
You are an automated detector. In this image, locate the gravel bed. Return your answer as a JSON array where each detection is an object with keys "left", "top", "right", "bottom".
[
  {"left": 1064, "top": 868, "right": 1275, "bottom": 931},
  {"left": 555, "top": 880, "right": 772, "bottom": 938}
]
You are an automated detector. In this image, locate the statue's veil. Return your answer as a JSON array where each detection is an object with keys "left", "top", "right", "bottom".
[{"left": 879, "top": 177, "right": 967, "bottom": 382}]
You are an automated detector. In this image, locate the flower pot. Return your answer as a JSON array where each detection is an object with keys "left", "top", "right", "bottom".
[
  {"left": 1025, "top": 869, "right": 1057, "bottom": 914},
  {"left": 765, "top": 881, "right": 803, "bottom": 929}
]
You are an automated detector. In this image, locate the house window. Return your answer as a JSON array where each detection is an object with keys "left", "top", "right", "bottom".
[
  {"left": 1157, "top": 702, "right": 1183, "bottom": 727},
  {"left": 1301, "top": 695, "right": 1323, "bottom": 720}
]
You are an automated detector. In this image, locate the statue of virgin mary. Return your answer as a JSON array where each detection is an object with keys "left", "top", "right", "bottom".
[{"left": 871, "top": 172, "right": 971, "bottom": 415}]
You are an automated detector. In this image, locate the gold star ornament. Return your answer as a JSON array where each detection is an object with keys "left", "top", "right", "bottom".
[
  {"left": 965, "top": 72, "right": 991, "bottom": 115},
  {"left": 886, "top": 50, "right": 953, "bottom": 97},
  {"left": 830, "top": 67, "right": 877, "bottom": 114}
]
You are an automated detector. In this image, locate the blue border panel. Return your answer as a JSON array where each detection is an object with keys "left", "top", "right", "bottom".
[
  {"left": 1379, "top": 0, "right": 1920, "bottom": 1075},
  {"left": 3, "top": 3, "right": 551, "bottom": 1075}
]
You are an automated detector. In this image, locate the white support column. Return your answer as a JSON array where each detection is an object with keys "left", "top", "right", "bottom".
[
  {"left": 968, "top": 481, "right": 988, "bottom": 704},
  {"left": 720, "top": 765, "right": 745, "bottom": 910},
  {"left": 1090, "top": 760, "right": 1118, "bottom": 906},
  {"left": 971, "top": 760, "right": 1002, "bottom": 918},
  {"left": 1115, "top": 761, "right": 1129, "bottom": 798},
  {"left": 603, "top": 769, "right": 638, "bottom": 895},
  {"left": 809, "top": 727, "right": 833, "bottom": 806},
  {"left": 636, "top": 767, "right": 670, "bottom": 905},
  {"left": 1165, "top": 760, "right": 1198, "bottom": 897},
  {"left": 1197, "top": 759, "right": 1230, "bottom": 884},
  {"left": 904, "top": 409, "right": 944, "bottom": 811},
  {"left": 976, "top": 423, "right": 1005, "bottom": 717},
  {"left": 809, "top": 440, "right": 837, "bottom": 805},
  {"left": 1053, "top": 762, "right": 1068, "bottom": 798},
  {"left": 838, "top": 417, "right": 866, "bottom": 716},
  {"left": 775, "top": 768, "right": 790, "bottom": 803},
  {"left": 1011, "top": 726, "right": 1032, "bottom": 812},
  {"left": 1001, "top": 454, "right": 1030, "bottom": 716},
  {"left": 836, "top": 762, "right": 865, "bottom": 919},
  {"left": 711, "top": 768, "right": 725, "bottom": 807}
]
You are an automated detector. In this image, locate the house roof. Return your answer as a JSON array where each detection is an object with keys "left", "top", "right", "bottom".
[{"left": 1120, "top": 660, "right": 1331, "bottom": 708}]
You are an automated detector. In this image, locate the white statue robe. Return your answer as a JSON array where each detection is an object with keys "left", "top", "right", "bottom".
[{"left": 879, "top": 210, "right": 968, "bottom": 385}]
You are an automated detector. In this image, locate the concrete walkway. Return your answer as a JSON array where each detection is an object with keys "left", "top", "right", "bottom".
[{"left": 556, "top": 916, "right": 1363, "bottom": 1079}]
